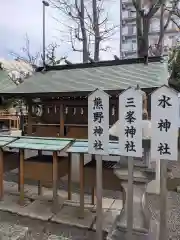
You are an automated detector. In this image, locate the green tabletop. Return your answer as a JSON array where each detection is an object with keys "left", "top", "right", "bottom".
[
  {"left": 5, "top": 136, "right": 74, "bottom": 151},
  {"left": 0, "top": 136, "right": 18, "bottom": 147},
  {"left": 66, "top": 139, "right": 120, "bottom": 155}
]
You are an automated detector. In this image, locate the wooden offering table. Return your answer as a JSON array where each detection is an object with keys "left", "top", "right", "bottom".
[
  {"left": 0, "top": 136, "right": 20, "bottom": 199},
  {"left": 5, "top": 136, "right": 74, "bottom": 210},
  {"left": 67, "top": 139, "right": 124, "bottom": 218}
]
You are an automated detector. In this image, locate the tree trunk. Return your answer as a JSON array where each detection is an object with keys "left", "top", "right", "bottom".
[
  {"left": 136, "top": 0, "right": 143, "bottom": 57},
  {"left": 138, "top": 17, "right": 150, "bottom": 57},
  {"left": 80, "top": 0, "right": 89, "bottom": 63},
  {"left": 92, "top": 0, "right": 100, "bottom": 61}
]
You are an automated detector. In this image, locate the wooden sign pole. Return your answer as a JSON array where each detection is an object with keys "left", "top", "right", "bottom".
[
  {"left": 159, "top": 159, "right": 167, "bottom": 240},
  {"left": 96, "top": 154, "right": 103, "bottom": 240},
  {"left": 127, "top": 156, "right": 134, "bottom": 240}
]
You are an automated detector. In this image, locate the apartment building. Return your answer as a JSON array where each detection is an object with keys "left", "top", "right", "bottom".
[{"left": 120, "top": 0, "right": 180, "bottom": 58}]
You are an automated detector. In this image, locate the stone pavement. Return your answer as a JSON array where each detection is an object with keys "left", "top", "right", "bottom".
[
  {"left": 0, "top": 211, "right": 98, "bottom": 240},
  {"left": 0, "top": 181, "right": 123, "bottom": 233},
  {"left": 0, "top": 222, "right": 29, "bottom": 240}
]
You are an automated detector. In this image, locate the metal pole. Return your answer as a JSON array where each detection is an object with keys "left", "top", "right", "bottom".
[
  {"left": 119, "top": 0, "right": 122, "bottom": 58},
  {"left": 42, "top": 3, "right": 46, "bottom": 68},
  {"left": 42, "top": 1, "right": 49, "bottom": 68},
  {"left": 96, "top": 155, "right": 103, "bottom": 240}
]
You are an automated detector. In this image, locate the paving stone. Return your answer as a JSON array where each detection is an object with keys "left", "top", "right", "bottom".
[
  {"left": 64, "top": 193, "right": 94, "bottom": 209},
  {"left": 4, "top": 181, "right": 68, "bottom": 204},
  {"left": 69, "top": 193, "right": 93, "bottom": 204},
  {"left": 24, "top": 200, "right": 55, "bottom": 221},
  {"left": 92, "top": 198, "right": 115, "bottom": 212},
  {"left": 30, "top": 187, "right": 67, "bottom": 202},
  {"left": 4, "top": 181, "right": 34, "bottom": 198},
  {"left": 0, "top": 222, "right": 29, "bottom": 240},
  {"left": 110, "top": 199, "right": 123, "bottom": 210},
  {"left": 47, "top": 234, "right": 71, "bottom": 240},
  {"left": 93, "top": 209, "right": 120, "bottom": 232},
  {"left": 0, "top": 194, "right": 31, "bottom": 216},
  {"left": 51, "top": 205, "right": 95, "bottom": 229},
  {"left": 4, "top": 181, "right": 19, "bottom": 195}
]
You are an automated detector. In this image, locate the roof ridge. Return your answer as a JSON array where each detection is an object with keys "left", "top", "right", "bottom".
[{"left": 36, "top": 56, "right": 163, "bottom": 72}]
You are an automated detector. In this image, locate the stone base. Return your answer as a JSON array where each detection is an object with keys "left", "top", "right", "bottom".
[
  {"left": 51, "top": 205, "right": 95, "bottom": 228},
  {"left": 93, "top": 209, "right": 120, "bottom": 232},
  {"left": 0, "top": 194, "right": 31, "bottom": 215},
  {"left": 107, "top": 226, "right": 149, "bottom": 240},
  {"left": 24, "top": 200, "right": 55, "bottom": 221},
  {"left": 146, "top": 180, "right": 160, "bottom": 195}
]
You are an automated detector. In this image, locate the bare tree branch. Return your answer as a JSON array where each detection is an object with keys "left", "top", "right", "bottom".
[
  {"left": 10, "top": 34, "right": 66, "bottom": 68},
  {"left": 133, "top": 0, "right": 180, "bottom": 57},
  {"left": 10, "top": 34, "right": 40, "bottom": 67},
  {"left": 50, "top": 0, "right": 118, "bottom": 62}
]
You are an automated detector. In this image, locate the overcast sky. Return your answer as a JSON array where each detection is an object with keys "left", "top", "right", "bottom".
[{"left": 0, "top": 0, "right": 120, "bottom": 63}]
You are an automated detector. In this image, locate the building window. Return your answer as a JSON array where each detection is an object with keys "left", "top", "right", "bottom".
[{"left": 151, "top": 19, "right": 160, "bottom": 32}]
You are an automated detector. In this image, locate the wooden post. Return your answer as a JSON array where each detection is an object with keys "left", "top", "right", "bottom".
[
  {"left": 159, "top": 159, "right": 167, "bottom": 240},
  {"left": 53, "top": 151, "right": 58, "bottom": 213},
  {"left": 91, "top": 188, "right": 95, "bottom": 205},
  {"left": 91, "top": 154, "right": 96, "bottom": 205},
  {"left": 96, "top": 155, "right": 103, "bottom": 240},
  {"left": 19, "top": 149, "right": 25, "bottom": 205},
  {"left": 68, "top": 153, "right": 72, "bottom": 200},
  {"left": 38, "top": 150, "right": 43, "bottom": 196},
  {"left": 0, "top": 149, "right": 4, "bottom": 200},
  {"left": 127, "top": 156, "right": 134, "bottom": 240},
  {"left": 79, "top": 153, "right": 84, "bottom": 219},
  {"left": 9, "top": 119, "right": 11, "bottom": 131},
  {"left": 60, "top": 103, "right": 64, "bottom": 137},
  {"left": 27, "top": 101, "right": 33, "bottom": 135}
]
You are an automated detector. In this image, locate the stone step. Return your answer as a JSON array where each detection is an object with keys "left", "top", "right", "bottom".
[{"left": 0, "top": 222, "right": 29, "bottom": 240}]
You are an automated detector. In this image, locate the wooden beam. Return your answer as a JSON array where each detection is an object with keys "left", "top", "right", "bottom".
[
  {"left": 27, "top": 101, "right": 33, "bottom": 135},
  {"left": 52, "top": 151, "right": 58, "bottom": 213},
  {"left": 96, "top": 155, "right": 103, "bottom": 240},
  {"left": 38, "top": 150, "right": 43, "bottom": 196},
  {"left": 19, "top": 149, "right": 25, "bottom": 206},
  {"left": 68, "top": 153, "right": 72, "bottom": 200},
  {"left": 127, "top": 156, "right": 134, "bottom": 240},
  {"left": 159, "top": 159, "right": 167, "bottom": 240},
  {"left": 79, "top": 153, "right": 84, "bottom": 219},
  {"left": 60, "top": 104, "right": 64, "bottom": 137}
]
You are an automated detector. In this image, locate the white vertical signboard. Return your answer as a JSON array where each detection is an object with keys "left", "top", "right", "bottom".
[
  {"left": 151, "top": 85, "right": 179, "bottom": 161},
  {"left": 88, "top": 89, "right": 109, "bottom": 155},
  {"left": 119, "top": 87, "right": 143, "bottom": 157}
]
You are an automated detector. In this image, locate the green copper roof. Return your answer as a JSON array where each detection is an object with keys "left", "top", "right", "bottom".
[
  {"left": 0, "top": 57, "right": 168, "bottom": 95},
  {"left": 0, "top": 70, "right": 16, "bottom": 90}
]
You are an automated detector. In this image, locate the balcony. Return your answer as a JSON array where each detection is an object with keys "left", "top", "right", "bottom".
[
  {"left": 122, "top": 15, "right": 136, "bottom": 22},
  {"left": 122, "top": 0, "right": 134, "bottom": 6},
  {"left": 149, "top": 28, "right": 179, "bottom": 36},
  {"left": 122, "top": 10, "right": 136, "bottom": 22},
  {"left": 121, "top": 50, "right": 137, "bottom": 59}
]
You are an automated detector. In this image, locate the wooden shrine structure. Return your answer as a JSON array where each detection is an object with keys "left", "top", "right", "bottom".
[
  {"left": 0, "top": 56, "right": 168, "bottom": 138},
  {"left": 0, "top": 56, "right": 172, "bottom": 240}
]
